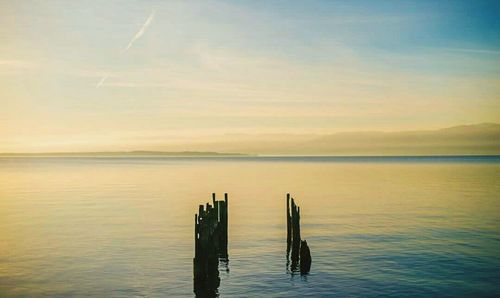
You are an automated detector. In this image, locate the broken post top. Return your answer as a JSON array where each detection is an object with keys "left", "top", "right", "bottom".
[{"left": 196, "top": 193, "right": 228, "bottom": 224}]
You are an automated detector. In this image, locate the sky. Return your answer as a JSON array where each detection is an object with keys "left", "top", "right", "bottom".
[{"left": 0, "top": 0, "right": 499, "bottom": 152}]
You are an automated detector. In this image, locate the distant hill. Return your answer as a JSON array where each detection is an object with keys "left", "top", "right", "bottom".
[
  {"left": 2, "top": 123, "right": 499, "bottom": 156},
  {"left": 159, "top": 123, "right": 500, "bottom": 156},
  {"left": 304, "top": 123, "right": 500, "bottom": 155}
]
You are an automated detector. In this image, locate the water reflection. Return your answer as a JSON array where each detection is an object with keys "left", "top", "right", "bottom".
[
  {"left": 219, "top": 258, "right": 230, "bottom": 273},
  {"left": 193, "top": 266, "right": 220, "bottom": 297},
  {"left": 1, "top": 158, "right": 498, "bottom": 296},
  {"left": 300, "top": 240, "right": 312, "bottom": 274},
  {"left": 193, "top": 257, "right": 229, "bottom": 297}
]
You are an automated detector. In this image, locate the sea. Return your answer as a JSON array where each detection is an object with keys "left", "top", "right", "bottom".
[{"left": 0, "top": 156, "right": 499, "bottom": 297}]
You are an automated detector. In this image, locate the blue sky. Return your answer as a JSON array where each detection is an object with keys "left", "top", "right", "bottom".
[{"left": 0, "top": 0, "right": 499, "bottom": 151}]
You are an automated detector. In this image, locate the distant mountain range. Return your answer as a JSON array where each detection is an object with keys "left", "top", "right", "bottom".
[
  {"left": 160, "top": 123, "right": 500, "bottom": 155},
  {"left": 2, "top": 123, "right": 499, "bottom": 156}
]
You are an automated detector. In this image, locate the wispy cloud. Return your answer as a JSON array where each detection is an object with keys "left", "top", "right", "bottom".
[
  {"left": 124, "top": 10, "right": 156, "bottom": 52},
  {"left": 442, "top": 48, "right": 500, "bottom": 55},
  {"left": 96, "top": 74, "right": 109, "bottom": 88},
  {"left": 0, "top": 59, "right": 38, "bottom": 69}
]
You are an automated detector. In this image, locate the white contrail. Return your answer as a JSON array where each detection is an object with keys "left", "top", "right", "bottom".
[
  {"left": 96, "top": 10, "right": 155, "bottom": 88},
  {"left": 96, "top": 74, "right": 109, "bottom": 88},
  {"left": 124, "top": 10, "right": 155, "bottom": 52}
]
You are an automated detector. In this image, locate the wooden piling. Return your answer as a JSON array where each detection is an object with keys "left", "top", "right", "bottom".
[
  {"left": 193, "top": 193, "right": 229, "bottom": 296},
  {"left": 290, "top": 198, "right": 301, "bottom": 270},
  {"left": 219, "top": 193, "right": 228, "bottom": 259},
  {"left": 286, "top": 193, "right": 291, "bottom": 246},
  {"left": 286, "top": 195, "right": 311, "bottom": 274}
]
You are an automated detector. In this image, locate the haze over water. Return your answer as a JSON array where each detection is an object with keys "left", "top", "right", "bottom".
[{"left": 0, "top": 156, "right": 499, "bottom": 297}]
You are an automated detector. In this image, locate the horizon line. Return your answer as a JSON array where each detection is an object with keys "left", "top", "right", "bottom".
[{"left": 1, "top": 152, "right": 499, "bottom": 158}]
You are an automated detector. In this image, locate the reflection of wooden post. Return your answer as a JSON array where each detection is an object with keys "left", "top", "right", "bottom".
[{"left": 300, "top": 240, "right": 311, "bottom": 274}]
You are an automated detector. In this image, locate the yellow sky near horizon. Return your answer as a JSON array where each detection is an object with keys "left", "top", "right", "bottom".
[{"left": 1, "top": 1, "right": 499, "bottom": 152}]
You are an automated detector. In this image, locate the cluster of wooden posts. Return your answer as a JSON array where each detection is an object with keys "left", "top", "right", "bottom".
[
  {"left": 193, "top": 193, "right": 311, "bottom": 295},
  {"left": 193, "top": 193, "right": 228, "bottom": 296}
]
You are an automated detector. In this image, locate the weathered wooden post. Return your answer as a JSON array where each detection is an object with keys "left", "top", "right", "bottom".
[
  {"left": 286, "top": 194, "right": 311, "bottom": 274},
  {"left": 290, "top": 198, "right": 301, "bottom": 270},
  {"left": 219, "top": 193, "right": 229, "bottom": 259},
  {"left": 287, "top": 193, "right": 292, "bottom": 246},
  {"left": 193, "top": 193, "right": 229, "bottom": 296}
]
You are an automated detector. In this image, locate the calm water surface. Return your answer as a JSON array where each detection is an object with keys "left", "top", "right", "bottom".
[{"left": 0, "top": 157, "right": 499, "bottom": 297}]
